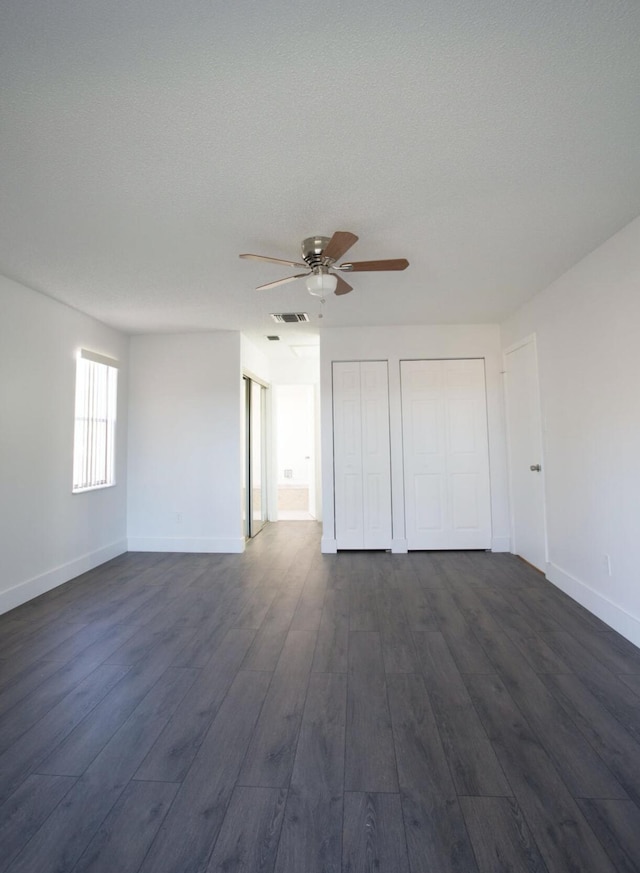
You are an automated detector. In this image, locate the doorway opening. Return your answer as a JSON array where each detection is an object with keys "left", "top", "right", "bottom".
[
  {"left": 274, "top": 384, "right": 317, "bottom": 520},
  {"left": 242, "top": 375, "right": 267, "bottom": 538}
]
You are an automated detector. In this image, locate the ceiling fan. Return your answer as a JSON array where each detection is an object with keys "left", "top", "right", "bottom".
[{"left": 239, "top": 231, "right": 409, "bottom": 297}]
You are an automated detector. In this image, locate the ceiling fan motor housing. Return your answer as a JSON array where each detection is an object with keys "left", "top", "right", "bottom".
[{"left": 302, "top": 236, "right": 333, "bottom": 270}]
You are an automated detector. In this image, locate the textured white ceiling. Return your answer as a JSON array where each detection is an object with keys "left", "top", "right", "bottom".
[{"left": 2, "top": 0, "right": 640, "bottom": 351}]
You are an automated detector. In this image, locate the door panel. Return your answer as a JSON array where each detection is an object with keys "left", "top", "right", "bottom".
[
  {"left": 343, "top": 399, "right": 360, "bottom": 456},
  {"left": 452, "top": 473, "right": 480, "bottom": 530},
  {"left": 333, "top": 362, "right": 365, "bottom": 549},
  {"left": 504, "top": 339, "right": 547, "bottom": 570},
  {"left": 412, "top": 399, "right": 440, "bottom": 454},
  {"left": 448, "top": 397, "right": 476, "bottom": 453},
  {"left": 344, "top": 473, "right": 360, "bottom": 534},
  {"left": 365, "top": 473, "right": 382, "bottom": 530},
  {"left": 413, "top": 474, "right": 443, "bottom": 531},
  {"left": 333, "top": 361, "right": 392, "bottom": 549},
  {"left": 360, "top": 362, "right": 392, "bottom": 549},
  {"left": 401, "top": 359, "right": 492, "bottom": 549}
]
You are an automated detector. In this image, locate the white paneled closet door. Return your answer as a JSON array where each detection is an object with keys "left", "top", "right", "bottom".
[
  {"left": 333, "top": 361, "right": 392, "bottom": 549},
  {"left": 401, "top": 359, "right": 492, "bottom": 550},
  {"left": 333, "top": 362, "right": 364, "bottom": 549}
]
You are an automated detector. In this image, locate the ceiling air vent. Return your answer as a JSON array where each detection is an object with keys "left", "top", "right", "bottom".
[{"left": 270, "top": 312, "right": 310, "bottom": 324}]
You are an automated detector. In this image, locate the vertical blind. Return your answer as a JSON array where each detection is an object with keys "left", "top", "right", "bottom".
[{"left": 72, "top": 349, "right": 118, "bottom": 492}]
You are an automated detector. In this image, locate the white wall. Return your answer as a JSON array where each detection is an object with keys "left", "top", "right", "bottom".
[
  {"left": 501, "top": 216, "right": 640, "bottom": 645},
  {"left": 127, "top": 332, "right": 244, "bottom": 553},
  {"left": 0, "top": 276, "right": 128, "bottom": 614},
  {"left": 320, "top": 325, "right": 510, "bottom": 554},
  {"left": 241, "top": 334, "right": 271, "bottom": 384},
  {"left": 268, "top": 355, "right": 319, "bottom": 386}
]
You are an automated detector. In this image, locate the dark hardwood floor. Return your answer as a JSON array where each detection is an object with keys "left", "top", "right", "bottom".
[{"left": 1, "top": 522, "right": 640, "bottom": 872}]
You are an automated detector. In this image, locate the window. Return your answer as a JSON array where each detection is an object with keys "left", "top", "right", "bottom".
[{"left": 72, "top": 349, "right": 118, "bottom": 492}]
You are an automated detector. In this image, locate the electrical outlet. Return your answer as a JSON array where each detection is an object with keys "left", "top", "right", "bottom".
[{"left": 603, "top": 554, "right": 612, "bottom": 577}]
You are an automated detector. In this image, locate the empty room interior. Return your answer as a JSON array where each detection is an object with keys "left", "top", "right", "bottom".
[{"left": 2, "top": 2, "right": 640, "bottom": 872}]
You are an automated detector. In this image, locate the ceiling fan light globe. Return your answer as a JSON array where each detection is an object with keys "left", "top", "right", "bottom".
[{"left": 306, "top": 272, "right": 338, "bottom": 297}]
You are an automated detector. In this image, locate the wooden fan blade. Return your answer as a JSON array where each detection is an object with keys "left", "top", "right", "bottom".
[
  {"left": 322, "top": 231, "right": 359, "bottom": 262},
  {"left": 256, "top": 273, "right": 309, "bottom": 291},
  {"left": 334, "top": 276, "right": 353, "bottom": 296},
  {"left": 240, "top": 253, "right": 307, "bottom": 268},
  {"left": 337, "top": 258, "right": 409, "bottom": 272}
]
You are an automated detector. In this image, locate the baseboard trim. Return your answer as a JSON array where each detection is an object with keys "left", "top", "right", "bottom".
[
  {"left": 391, "top": 539, "right": 408, "bottom": 554},
  {"left": 491, "top": 536, "right": 511, "bottom": 553},
  {"left": 0, "top": 540, "right": 128, "bottom": 617},
  {"left": 321, "top": 537, "right": 337, "bottom": 554},
  {"left": 547, "top": 561, "right": 640, "bottom": 648},
  {"left": 127, "top": 536, "right": 245, "bottom": 554}
]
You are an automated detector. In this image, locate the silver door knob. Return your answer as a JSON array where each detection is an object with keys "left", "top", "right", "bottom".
[{"left": 530, "top": 464, "right": 542, "bottom": 472}]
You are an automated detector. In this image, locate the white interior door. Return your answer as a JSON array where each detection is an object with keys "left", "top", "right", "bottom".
[
  {"left": 333, "top": 361, "right": 392, "bottom": 549},
  {"left": 401, "top": 359, "right": 492, "bottom": 550},
  {"left": 504, "top": 337, "right": 547, "bottom": 570}
]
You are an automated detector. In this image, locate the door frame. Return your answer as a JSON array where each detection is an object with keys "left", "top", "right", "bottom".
[
  {"left": 502, "top": 334, "right": 549, "bottom": 567},
  {"left": 243, "top": 372, "right": 270, "bottom": 538}
]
